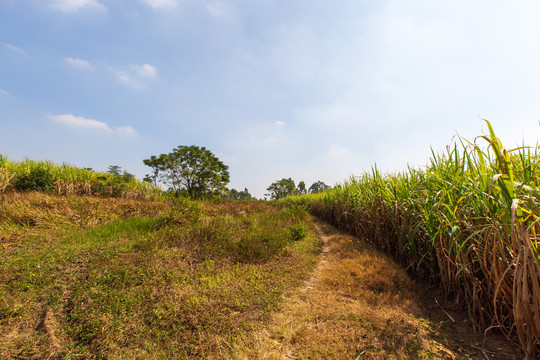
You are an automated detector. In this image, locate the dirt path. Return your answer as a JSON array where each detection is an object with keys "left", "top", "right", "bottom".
[
  {"left": 299, "top": 222, "right": 331, "bottom": 294},
  {"left": 232, "top": 219, "right": 520, "bottom": 359}
]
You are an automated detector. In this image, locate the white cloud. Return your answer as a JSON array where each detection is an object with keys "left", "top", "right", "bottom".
[
  {"left": 141, "top": 0, "right": 177, "bottom": 9},
  {"left": 133, "top": 64, "right": 157, "bottom": 78},
  {"left": 115, "top": 126, "right": 137, "bottom": 137},
  {"left": 49, "top": 0, "right": 107, "bottom": 13},
  {"left": 48, "top": 114, "right": 136, "bottom": 136},
  {"left": 49, "top": 113, "right": 112, "bottom": 132},
  {"left": 112, "top": 63, "right": 158, "bottom": 89},
  {"left": 64, "top": 57, "right": 91, "bottom": 70},
  {"left": 0, "top": 88, "right": 9, "bottom": 96},
  {"left": 112, "top": 69, "right": 144, "bottom": 89},
  {"left": 206, "top": 2, "right": 226, "bottom": 16},
  {"left": 246, "top": 135, "right": 286, "bottom": 145},
  {"left": 4, "top": 43, "right": 27, "bottom": 56},
  {"left": 275, "top": 121, "right": 285, "bottom": 127},
  {"left": 112, "top": 69, "right": 134, "bottom": 85}
]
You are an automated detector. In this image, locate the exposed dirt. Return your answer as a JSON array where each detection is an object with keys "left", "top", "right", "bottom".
[{"left": 232, "top": 218, "right": 521, "bottom": 359}]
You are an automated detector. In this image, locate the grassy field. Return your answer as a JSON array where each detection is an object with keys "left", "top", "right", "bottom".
[
  {"left": 233, "top": 221, "right": 517, "bottom": 359},
  {"left": 0, "top": 156, "right": 160, "bottom": 199},
  {"left": 0, "top": 193, "right": 321, "bottom": 359},
  {"left": 281, "top": 122, "right": 540, "bottom": 358},
  {"left": 1, "top": 121, "right": 536, "bottom": 358}
]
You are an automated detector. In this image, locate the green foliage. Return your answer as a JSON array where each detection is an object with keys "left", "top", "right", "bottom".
[
  {"left": 288, "top": 223, "right": 308, "bottom": 241},
  {"left": 0, "top": 194, "right": 321, "bottom": 358},
  {"left": 266, "top": 179, "right": 331, "bottom": 199},
  {"left": 13, "top": 166, "right": 55, "bottom": 193},
  {"left": 297, "top": 181, "right": 307, "bottom": 195},
  {"left": 266, "top": 177, "right": 297, "bottom": 200},
  {"left": 107, "top": 165, "right": 122, "bottom": 176},
  {"left": 0, "top": 156, "right": 160, "bottom": 198},
  {"left": 228, "top": 187, "right": 253, "bottom": 200},
  {"left": 288, "top": 120, "right": 540, "bottom": 357},
  {"left": 308, "top": 180, "right": 330, "bottom": 193},
  {"left": 144, "top": 145, "right": 230, "bottom": 200},
  {"left": 281, "top": 203, "right": 308, "bottom": 222}
]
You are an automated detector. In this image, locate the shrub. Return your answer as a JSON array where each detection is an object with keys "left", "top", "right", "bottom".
[
  {"left": 288, "top": 223, "right": 308, "bottom": 242},
  {"left": 13, "top": 167, "right": 55, "bottom": 193}
]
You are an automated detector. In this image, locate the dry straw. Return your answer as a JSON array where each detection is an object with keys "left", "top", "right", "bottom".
[{"left": 289, "top": 121, "right": 539, "bottom": 358}]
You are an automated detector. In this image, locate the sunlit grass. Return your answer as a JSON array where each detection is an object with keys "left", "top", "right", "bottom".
[
  {"left": 0, "top": 155, "right": 161, "bottom": 199},
  {"left": 0, "top": 194, "right": 321, "bottom": 359},
  {"left": 283, "top": 121, "right": 540, "bottom": 358}
]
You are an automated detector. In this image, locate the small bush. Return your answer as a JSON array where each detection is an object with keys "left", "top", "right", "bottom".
[
  {"left": 282, "top": 204, "right": 308, "bottom": 222},
  {"left": 288, "top": 223, "right": 308, "bottom": 241},
  {"left": 13, "top": 167, "right": 55, "bottom": 193}
]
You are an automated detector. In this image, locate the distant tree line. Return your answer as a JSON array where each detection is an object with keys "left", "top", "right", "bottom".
[
  {"left": 227, "top": 187, "right": 253, "bottom": 200},
  {"left": 142, "top": 145, "right": 330, "bottom": 201},
  {"left": 2, "top": 143, "right": 330, "bottom": 202},
  {"left": 265, "top": 178, "right": 330, "bottom": 200}
]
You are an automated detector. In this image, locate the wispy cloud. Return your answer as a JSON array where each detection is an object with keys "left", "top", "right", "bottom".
[
  {"left": 0, "top": 88, "right": 9, "bottom": 96},
  {"left": 133, "top": 64, "right": 157, "bottom": 78},
  {"left": 49, "top": 113, "right": 111, "bottom": 132},
  {"left": 115, "top": 126, "right": 137, "bottom": 137},
  {"left": 248, "top": 136, "right": 286, "bottom": 145},
  {"left": 275, "top": 121, "right": 285, "bottom": 127},
  {"left": 112, "top": 63, "right": 158, "bottom": 89},
  {"left": 4, "top": 43, "right": 28, "bottom": 56},
  {"left": 49, "top": 0, "right": 107, "bottom": 13},
  {"left": 48, "top": 113, "right": 137, "bottom": 136},
  {"left": 205, "top": 2, "right": 226, "bottom": 16},
  {"left": 141, "top": 0, "right": 177, "bottom": 9},
  {"left": 64, "top": 57, "right": 92, "bottom": 70}
]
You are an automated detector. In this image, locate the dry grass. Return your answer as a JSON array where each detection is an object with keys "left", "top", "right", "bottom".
[
  {"left": 231, "top": 221, "right": 519, "bottom": 360},
  {"left": 0, "top": 194, "right": 321, "bottom": 359},
  {"left": 280, "top": 122, "right": 539, "bottom": 358},
  {"left": 0, "top": 192, "right": 168, "bottom": 246}
]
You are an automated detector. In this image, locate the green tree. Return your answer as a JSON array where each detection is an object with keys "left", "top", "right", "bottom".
[
  {"left": 143, "top": 154, "right": 167, "bottom": 186},
  {"left": 121, "top": 170, "right": 135, "bottom": 182},
  {"left": 228, "top": 187, "right": 252, "bottom": 200},
  {"left": 308, "top": 180, "right": 330, "bottom": 193},
  {"left": 107, "top": 165, "right": 122, "bottom": 176},
  {"left": 144, "top": 145, "right": 229, "bottom": 199},
  {"left": 108, "top": 165, "right": 135, "bottom": 182},
  {"left": 266, "top": 178, "right": 296, "bottom": 200},
  {"left": 297, "top": 180, "right": 307, "bottom": 195}
]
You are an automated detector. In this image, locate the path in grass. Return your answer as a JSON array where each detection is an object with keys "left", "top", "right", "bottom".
[{"left": 232, "top": 218, "right": 519, "bottom": 360}]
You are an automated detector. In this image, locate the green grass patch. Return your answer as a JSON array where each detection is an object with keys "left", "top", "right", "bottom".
[{"left": 0, "top": 195, "right": 321, "bottom": 359}]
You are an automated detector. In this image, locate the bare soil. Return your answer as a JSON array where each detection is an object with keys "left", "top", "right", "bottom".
[{"left": 232, "top": 218, "right": 520, "bottom": 359}]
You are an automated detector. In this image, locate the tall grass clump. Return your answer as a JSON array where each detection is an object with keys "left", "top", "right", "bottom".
[
  {"left": 0, "top": 156, "right": 161, "bottom": 199},
  {"left": 295, "top": 121, "right": 539, "bottom": 358}
]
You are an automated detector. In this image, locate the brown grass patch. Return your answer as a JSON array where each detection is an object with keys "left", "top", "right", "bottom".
[{"left": 232, "top": 220, "right": 519, "bottom": 360}]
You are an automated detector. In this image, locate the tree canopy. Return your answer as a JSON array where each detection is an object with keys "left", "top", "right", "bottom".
[
  {"left": 228, "top": 188, "right": 253, "bottom": 200},
  {"left": 143, "top": 145, "right": 229, "bottom": 199},
  {"left": 265, "top": 178, "right": 331, "bottom": 200},
  {"left": 308, "top": 180, "right": 330, "bottom": 193},
  {"left": 297, "top": 181, "right": 307, "bottom": 195},
  {"left": 265, "top": 178, "right": 297, "bottom": 200}
]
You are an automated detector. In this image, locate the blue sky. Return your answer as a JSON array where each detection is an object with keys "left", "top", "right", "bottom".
[{"left": 2, "top": 0, "right": 540, "bottom": 198}]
